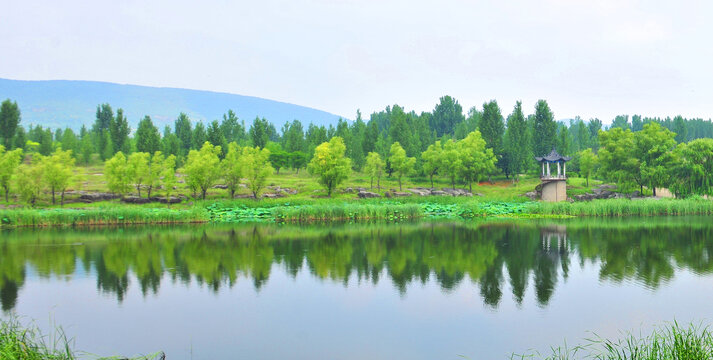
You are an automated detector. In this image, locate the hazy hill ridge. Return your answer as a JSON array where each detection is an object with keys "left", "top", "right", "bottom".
[{"left": 0, "top": 78, "right": 346, "bottom": 130}]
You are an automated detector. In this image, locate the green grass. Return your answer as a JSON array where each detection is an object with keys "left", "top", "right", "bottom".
[
  {"left": 535, "top": 198, "right": 713, "bottom": 216},
  {"left": 514, "top": 322, "right": 713, "bottom": 360},
  {"left": 0, "top": 206, "right": 209, "bottom": 227},
  {"left": 0, "top": 318, "right": 166, "bottom": 360},
  {"left": 0, "top": 319, "right": 74, "bottom": 360}
]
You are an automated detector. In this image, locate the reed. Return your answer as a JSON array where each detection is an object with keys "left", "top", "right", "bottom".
[
  {"left": 513, "top": 321, "right": 713, "bottom": 360},
  {"left": 0, "top": 207, "right": 209, "bottom": 228},
  {"left": 535, "top": 198, "right": 713, "bottom": 217}
]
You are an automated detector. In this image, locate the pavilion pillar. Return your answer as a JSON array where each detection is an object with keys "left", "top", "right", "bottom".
[
  {"left": 563, "top": 163, "right": 566, "bottom": 177},
  {"left": 557, "top": 162, "right": 561, "bottom": 177},
  {"left": 547, "top": 162, "right": 550, "bottom": 176},
  {"left": 542, "top": 163, "right": 545, "bottom": 177}
]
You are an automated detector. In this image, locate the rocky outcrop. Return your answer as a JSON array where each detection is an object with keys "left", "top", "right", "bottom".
[
  {"left": 77, "top": 192, "right": 122, "bottom": 202},
  {"left": 121, "top": 196, "right": 152, "bottom": 204},
  {"left": 385, "top": 191, "right": 413, "bottom": 198},
  {"left": 399, "top": 187, "right": 479, "bottom": 197},
  {"left": 357, "top": 191, "right": 381, "bottom": 198},
  {"left": 267, "top": 186, "right": 298, "bottom": 195},
  {"left": 121, "top": 196, "right": 183, "bottom": 204},
  {"left": 572, "top": 184, "right": 642, "bottom": 201}
]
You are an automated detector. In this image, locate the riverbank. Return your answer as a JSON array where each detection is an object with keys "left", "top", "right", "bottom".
[{"left": 2, "top": 197, "right": 713, "bottom": 227}]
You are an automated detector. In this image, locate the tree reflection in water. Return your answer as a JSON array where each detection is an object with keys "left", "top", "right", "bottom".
[{"left": 1, "top": 217, "right": 713, "bottom": 312}]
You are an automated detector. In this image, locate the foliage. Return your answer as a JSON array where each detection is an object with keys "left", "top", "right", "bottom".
[
  {"left": 161, "top": 154, "right": 178, "bottom": 201},
  {"left": 458, "top": 131, "right": 496, "bottom": 191},
  {"left": 505, "top": 101, "right": 528, "bottom": 180},
  {"left": 532, "top": 99, "right": 557, "bottom": 157},
  {"left": 0, "top": 99, "right": 21, "bottom": 149},
  {"left": 41, "top": 149, "right": 75, "bottom": 205},
  {"left": 0, "top": 318, "right": 74, "bottom": 360},
  {"left": 577, "top": 148, "right": 598, "bottom": 187},
  {"left": 0, "top": 146, "right": 23, "bottom": 202},
  {"left": 135, "top": 116, "right": 161, "bottom": 154},
  {"left": 184, "top": 142, "right": 222, "bottom": 199},
  {"left": 308, "top": 137, "right": 351, "bottom": 196},
  {"left": 389, "top": 141, "right": 415, "bottom": 191},
  {"left": 669, "top": 138, "right": 713, "bottom": 198},
  {"left": 598, "top": 128, "right": 639, "bottom": 192},
  {"left": 14, "top": 159, "right": 44, "bottom": 206},
  {"left": 240, "top": 146, "right": 274, "bottom": 198},
  {"left": 104, "top": 152, "right": 132, "bottom": 196},
  {"left": 221, "top": 142, "right": 243, "bottom": 198},
  {"left": 479, "top": 100, "right": 505, "bottom": 172},
  {"left": 364, "top": 152, "right": 385, "bottom": 190},
  {"left": 127, "top": 152, "right": 150, "bottom": 197}
]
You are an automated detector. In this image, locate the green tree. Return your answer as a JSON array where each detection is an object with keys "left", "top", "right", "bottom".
[
  {"left": 192, "top": 122, "right": 207, "bottom": 150},
  {"left": 421, "top": 141, "right": 443, "bottom": 188},
  {"left": 0, "top": 146, "right": 23, "bottom": 202},
  {"left": 250, "top": 117, "right": 270, "bottom": 149},
  {"left": 221, "top": 142, "right": 243, "bottom": 198},
  {"left": 308, "top": 137, "right": 351, "bottom": 197},
  {"left": 669, "top": 139, "right": 713, "bottom": 197},
  {"left": 240, "top": 146, "right": 274, "bottom": 198},
  {"left": 431, "top": 96, "right": 465, "bottom": 137},
  {"left": 598, "top": 128, "right": 639, "bottom": 192},
  {"left": 478, "top": 100, "right": 505, "bottom": 172},
  {"left": 441, "top": 139, "right": 463, "bottom": 189},
  {"left": 127, "top": 152, "right": 150, "bottom": 197},
  {"left": 533, "top": 100, "right": 557, "bottom": 157},
  {"left": 221, "top": 110, "right": 245, "bottom": 144},
  {"left": 578, "top": 148, "right": 598, "bottom": 187},
  {"left": 0, "top": 99, "right": 21, "bottom": 149},
  {"left": 42, "top": 149, "right": 75, "bottom": 205},
  {"left": 673, "top": 115, "right": 688, "bottom": 143},
  {"left": 135, "top": 116, "right": 161, "bottom": 154},
  {"left": 634, "top": 122, "right": 676, "bottom": 196},
  {"left": 389, "top": 142, "right": 415, "bottom": 191},
  {"left": 207, "top": 120, "right": 227, "bottom": 156},
  {"left": 111, "top": 109, "right": 130, "bottom": 154},
  {"left": 174, "top": 113, "right": 193, "bottom": 155},
  {"left": 105, "top": 152, "right": 132, "bottom": 196},
  {"left": 15, "top": 159, "right": 44, "bottom": 206},
  {"left": 505, "top": 101, "right": 528, "bottom": 181},
  {"left": 146, "top": 152, "right": 165, "bottom": 198},
  {"left": 93, "top": 104, "right": 114, "bottom": 158},
  {"left": 458, "top": 131, "right": 496, "bottom": 192},
  {"left": 161, "top": 155, "right": 178, "bottom": 203},
  {"left": 364, "top": 152, "right": 385, "bottom": 190},
  {"left": 557, "top": 123, "right": 572, "bottom": 156},
  {"left": 184, "top": 142, "right": 222, "bottom": 199}
]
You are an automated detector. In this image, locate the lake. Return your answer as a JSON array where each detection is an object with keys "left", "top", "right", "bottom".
[{"left": 2, "top": 217, "right": 713, "bottom": 359}]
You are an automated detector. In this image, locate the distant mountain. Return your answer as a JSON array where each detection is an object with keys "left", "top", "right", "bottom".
[{"left": 0, "top": 78, "right": 346, "bottom": 130}]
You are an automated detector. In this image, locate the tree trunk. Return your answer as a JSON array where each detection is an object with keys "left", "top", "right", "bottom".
[
  {"left": 137, "top": 185, "right": 141, "bottom": 197},
  {"left": 430, "top": 175, "right": 434, "bottom": 189},
  {"left": 202, "top": 188, "right": 207, "bottom": 200},
  {"left": 230, "top": 189, "right": 236, "bottom": 198},
  {"left": 4, "top": 187, "right": 8, "bottom": 203},
  {"left": 469, "top": 182, "right": 472, "bottom": 192},
  {"left": 398, "top": 177, "right": 402, "bottom": 191},
  {"left": 640, "top": 184, "right": 643, "bottom": 195},
  {"left": 377, "top": 177, "right": 380, "bottom": 190},
  {"left": 51, "top": 187, "right": 56, "bottom": 205},
  {"left": 147, "top": 186, "right": 152, "bottom": 199},
  {"left": 370, "top": 178, "right": 373, "bottom": 190},
  {"left": 61, "top": 191, "right": 65, "bottom": 207},
  {"left": 653, "top": 187, "right": 657, "bottom": 197},
  {"left": 451, "top": 177, "right": 455, "bottom": 190},
  {"left": 586, "top": 176, "right": 589, "bottom": 187}
]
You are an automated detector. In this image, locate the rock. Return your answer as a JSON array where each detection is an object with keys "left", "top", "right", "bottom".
[
  {"left": 154, "top": 196, "right": 182, "bottom": 204},
  {"left": 262, "top": 193, "right": 285, "bottom": 199},
  {"left": 440, "top": 188, "right": 473, "bottom": 197},
  {"left": 430, "top": 190, "right": 449, "bottom": 196},
  {"left": 358, "top": 191, "right": 381, "bottom": 198},
  {"left": 391, "top": 191, "right": 412, "bottom": 197},
  {"left": 121, "top": 196, "right": 151, "bottom": 204},
  {"left": 78, "top": 192, "right": 122, "bottom": 202},
  {"left": 524, "top": 191, "right": 539, "bottom": 200},
  {"left": 213, "top": 184, "right": 228, "bottom": 189},
  {"left": 407, "top": 188, "right": 432, "bottom": 196},
  {"left": 342, "top": 187, "right": 357, "bottom": 194}
]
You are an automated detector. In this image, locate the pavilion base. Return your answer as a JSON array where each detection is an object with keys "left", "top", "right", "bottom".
[{"left": 541, "top": 179, "right": 567, "bottom": 202}]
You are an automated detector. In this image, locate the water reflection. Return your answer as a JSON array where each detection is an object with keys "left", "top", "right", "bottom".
[{"left": 2, "top": 218, "right": 713, "bottom": 312}]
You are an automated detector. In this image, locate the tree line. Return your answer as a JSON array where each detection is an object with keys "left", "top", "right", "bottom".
[{"left": 2, "top": 96, "right": 713, "bottom": 200}]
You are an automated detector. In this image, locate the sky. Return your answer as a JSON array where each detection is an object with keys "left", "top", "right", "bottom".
[{"left": 1, "top": 0, "right": 712, "bottom": 123}]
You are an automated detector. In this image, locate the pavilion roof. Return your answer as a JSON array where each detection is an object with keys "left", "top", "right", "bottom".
[{"left": 535, "top": 148, "right": 572, "bottom": 162}]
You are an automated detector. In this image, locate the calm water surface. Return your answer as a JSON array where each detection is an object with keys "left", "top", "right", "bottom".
[{"left": 2, "top": 217, "right": 713, "bottom": 359}]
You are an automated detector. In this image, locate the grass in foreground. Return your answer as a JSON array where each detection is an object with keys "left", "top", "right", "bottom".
[
  {"left": 514, "top": 321, "right": 713, "bottom": 360},
  {"left": 0, "top": 318, "right": 165, "bottom": 360}
]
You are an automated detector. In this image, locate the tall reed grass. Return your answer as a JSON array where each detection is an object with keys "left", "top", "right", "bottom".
[
  {"left": 535, "top": 198, "right": 713, "bottom": 217},
  {"left": 0, "top": 207, "right": 209, "bottom": 228},
  {"left": 513, "top": 321, "right": 713, "bottom": 359}
]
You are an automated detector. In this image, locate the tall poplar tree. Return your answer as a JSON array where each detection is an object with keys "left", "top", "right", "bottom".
[
  {"left": 505, "top": 101, "right": 528, "bottom": 181},
  {"left": 533, "top": 100, "right": 557, "bottom": 157},
  {"left": 0, "top": 99, "right": 21, "bottom": 149},
  {"left": 479, "top": 100, "right": 505, "bottom": 171},
  {"left": 135, "top": 116, "right": 161, "bottom": 154}
]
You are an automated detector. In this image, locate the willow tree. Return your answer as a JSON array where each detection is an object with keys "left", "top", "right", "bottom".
[
  {"left": 458, "top": 131, "right": 496, "bottom": 192},
  {"left": 221, "top": 142, "right": 243, "bottom": 198},
  {"left": 105, "top": 152, "right": 132, "bottom": 196},
  {"left": 421, "top": 141, "right": 443, "bottom": 189},
  {"left": 308, "top": 137, "right": 351, "bottom": 197},
  {"left": 42, "top": 149, "right": 75, "bottom": 205}
]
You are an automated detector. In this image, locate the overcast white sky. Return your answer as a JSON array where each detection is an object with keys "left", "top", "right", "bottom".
[{"left": 1, "top": 0, "right": 712, "bottom": 122}]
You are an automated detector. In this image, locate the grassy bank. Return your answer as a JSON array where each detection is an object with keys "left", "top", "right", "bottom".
[
  {"left": 4, "top": 197, "right": 713, "bottom": 227},
  {"left": 515, "top": 322, "right": 713, "bottom": 360},
  {"left": 0, "top": 206, "right": 209, "bottom": 227}
]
